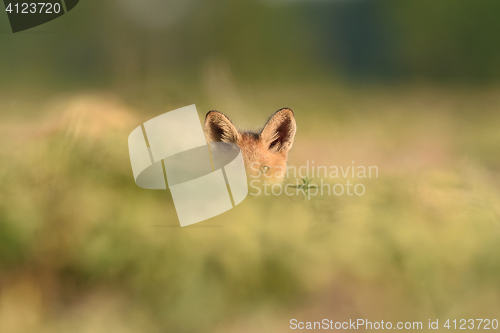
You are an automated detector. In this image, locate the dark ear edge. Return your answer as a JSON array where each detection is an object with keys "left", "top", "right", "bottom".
[
  {"left": 260, "top": 108, "right": 296, "bottom": 153},
  {"left": 204, "top": 110, "right": 240, "bottom": 143}
]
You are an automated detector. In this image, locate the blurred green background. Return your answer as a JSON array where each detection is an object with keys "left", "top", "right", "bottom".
[{"left": 1, "top": 1, "right": 500, "bottom": 332}]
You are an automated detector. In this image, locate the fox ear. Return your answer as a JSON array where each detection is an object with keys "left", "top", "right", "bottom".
[
  {"left": 260, "top": 108, "right": 296, "bottom": 153},
  {"left": 204, "top": 111, "right": 240, "bottom": 143}
]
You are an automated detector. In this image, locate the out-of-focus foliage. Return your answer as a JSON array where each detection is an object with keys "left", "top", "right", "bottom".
[
  {"left": 2, "top": 0, "right": 500, "bottom": 95},
  {"left": 1, "top": 0, "right": 500, "bottom": 332},
  {"left": 1, "top": 86, "right": 500, "bottom": 333}
]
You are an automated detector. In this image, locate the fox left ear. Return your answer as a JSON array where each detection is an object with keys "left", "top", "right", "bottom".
[
  {"left": 260, "top": 108, "right": 296, "bottom": 153},
  {"left": 204, "top": 110, "right": 240, "bottom": 144}
]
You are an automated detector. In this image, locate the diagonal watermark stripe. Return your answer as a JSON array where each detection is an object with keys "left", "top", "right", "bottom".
[{"left": 128, "top": 105, "right": 248, "bottom": 227}]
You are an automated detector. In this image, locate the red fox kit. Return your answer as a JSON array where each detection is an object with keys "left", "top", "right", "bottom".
[{"left": 204, "top": 108, "right": 296, "bottom": 184}]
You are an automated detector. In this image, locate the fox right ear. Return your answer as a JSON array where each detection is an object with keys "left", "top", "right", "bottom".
[
  {"left": 260, "top": 108, "right": 296, "bottom": 153},
  {"left": 204, "top": 111, "right": 240, "bottom": 143}
]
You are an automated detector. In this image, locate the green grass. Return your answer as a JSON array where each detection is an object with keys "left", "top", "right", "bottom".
[{"left": 0, "top": 85, "right": 500, "bottom": 332}]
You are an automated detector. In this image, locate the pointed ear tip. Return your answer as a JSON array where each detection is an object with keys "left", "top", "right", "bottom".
[
  {"left": 205, "top": 111, "right": 228, "bottom": 125},
  {"left": 205, "top": 110, "right": 219, "bottom": 119},
  {"left": 276, "top": 107, "right": 295, "bottom": 117}
]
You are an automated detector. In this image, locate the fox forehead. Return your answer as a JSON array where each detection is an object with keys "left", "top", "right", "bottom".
[
  {"left": 238, "top": 132, "right": 264, "bottom": 163},
  {"left": 238, "top": 131, "right": 265, "bottom": 162},
  {"left": 238, "top": 131, "right": 287, "bottom": 167}
]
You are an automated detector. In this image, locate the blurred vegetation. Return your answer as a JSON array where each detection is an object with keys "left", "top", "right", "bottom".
[
  {"left": 2, "top": 0, "right": 500, "bottom": 94},
  {"left": 1, "top": 0, "right": 500, "bottom": 332},
  {"left": 1, "top": 85, "right": 500, "bottom": 332}
]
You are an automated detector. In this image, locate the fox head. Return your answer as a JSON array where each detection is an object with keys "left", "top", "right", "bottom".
[{"left": 204, "top": 108, "right": 296, "bottom": 184}]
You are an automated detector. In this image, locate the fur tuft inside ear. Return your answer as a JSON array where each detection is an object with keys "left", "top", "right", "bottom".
[
  {"left": 260, "top": 108, "right": 296, "bottom": 153},
  {"left": 204, "top": 111, "right": 240, "bottom": 143}
]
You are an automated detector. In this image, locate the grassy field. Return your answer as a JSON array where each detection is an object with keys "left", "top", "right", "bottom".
[{"left": 1, "top": 82, "right": 500, "bottom": 332}]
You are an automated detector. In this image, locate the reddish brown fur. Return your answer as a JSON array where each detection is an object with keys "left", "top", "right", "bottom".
[{"left": 204, "top": 108, "right": 296, "bottom": 184}]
